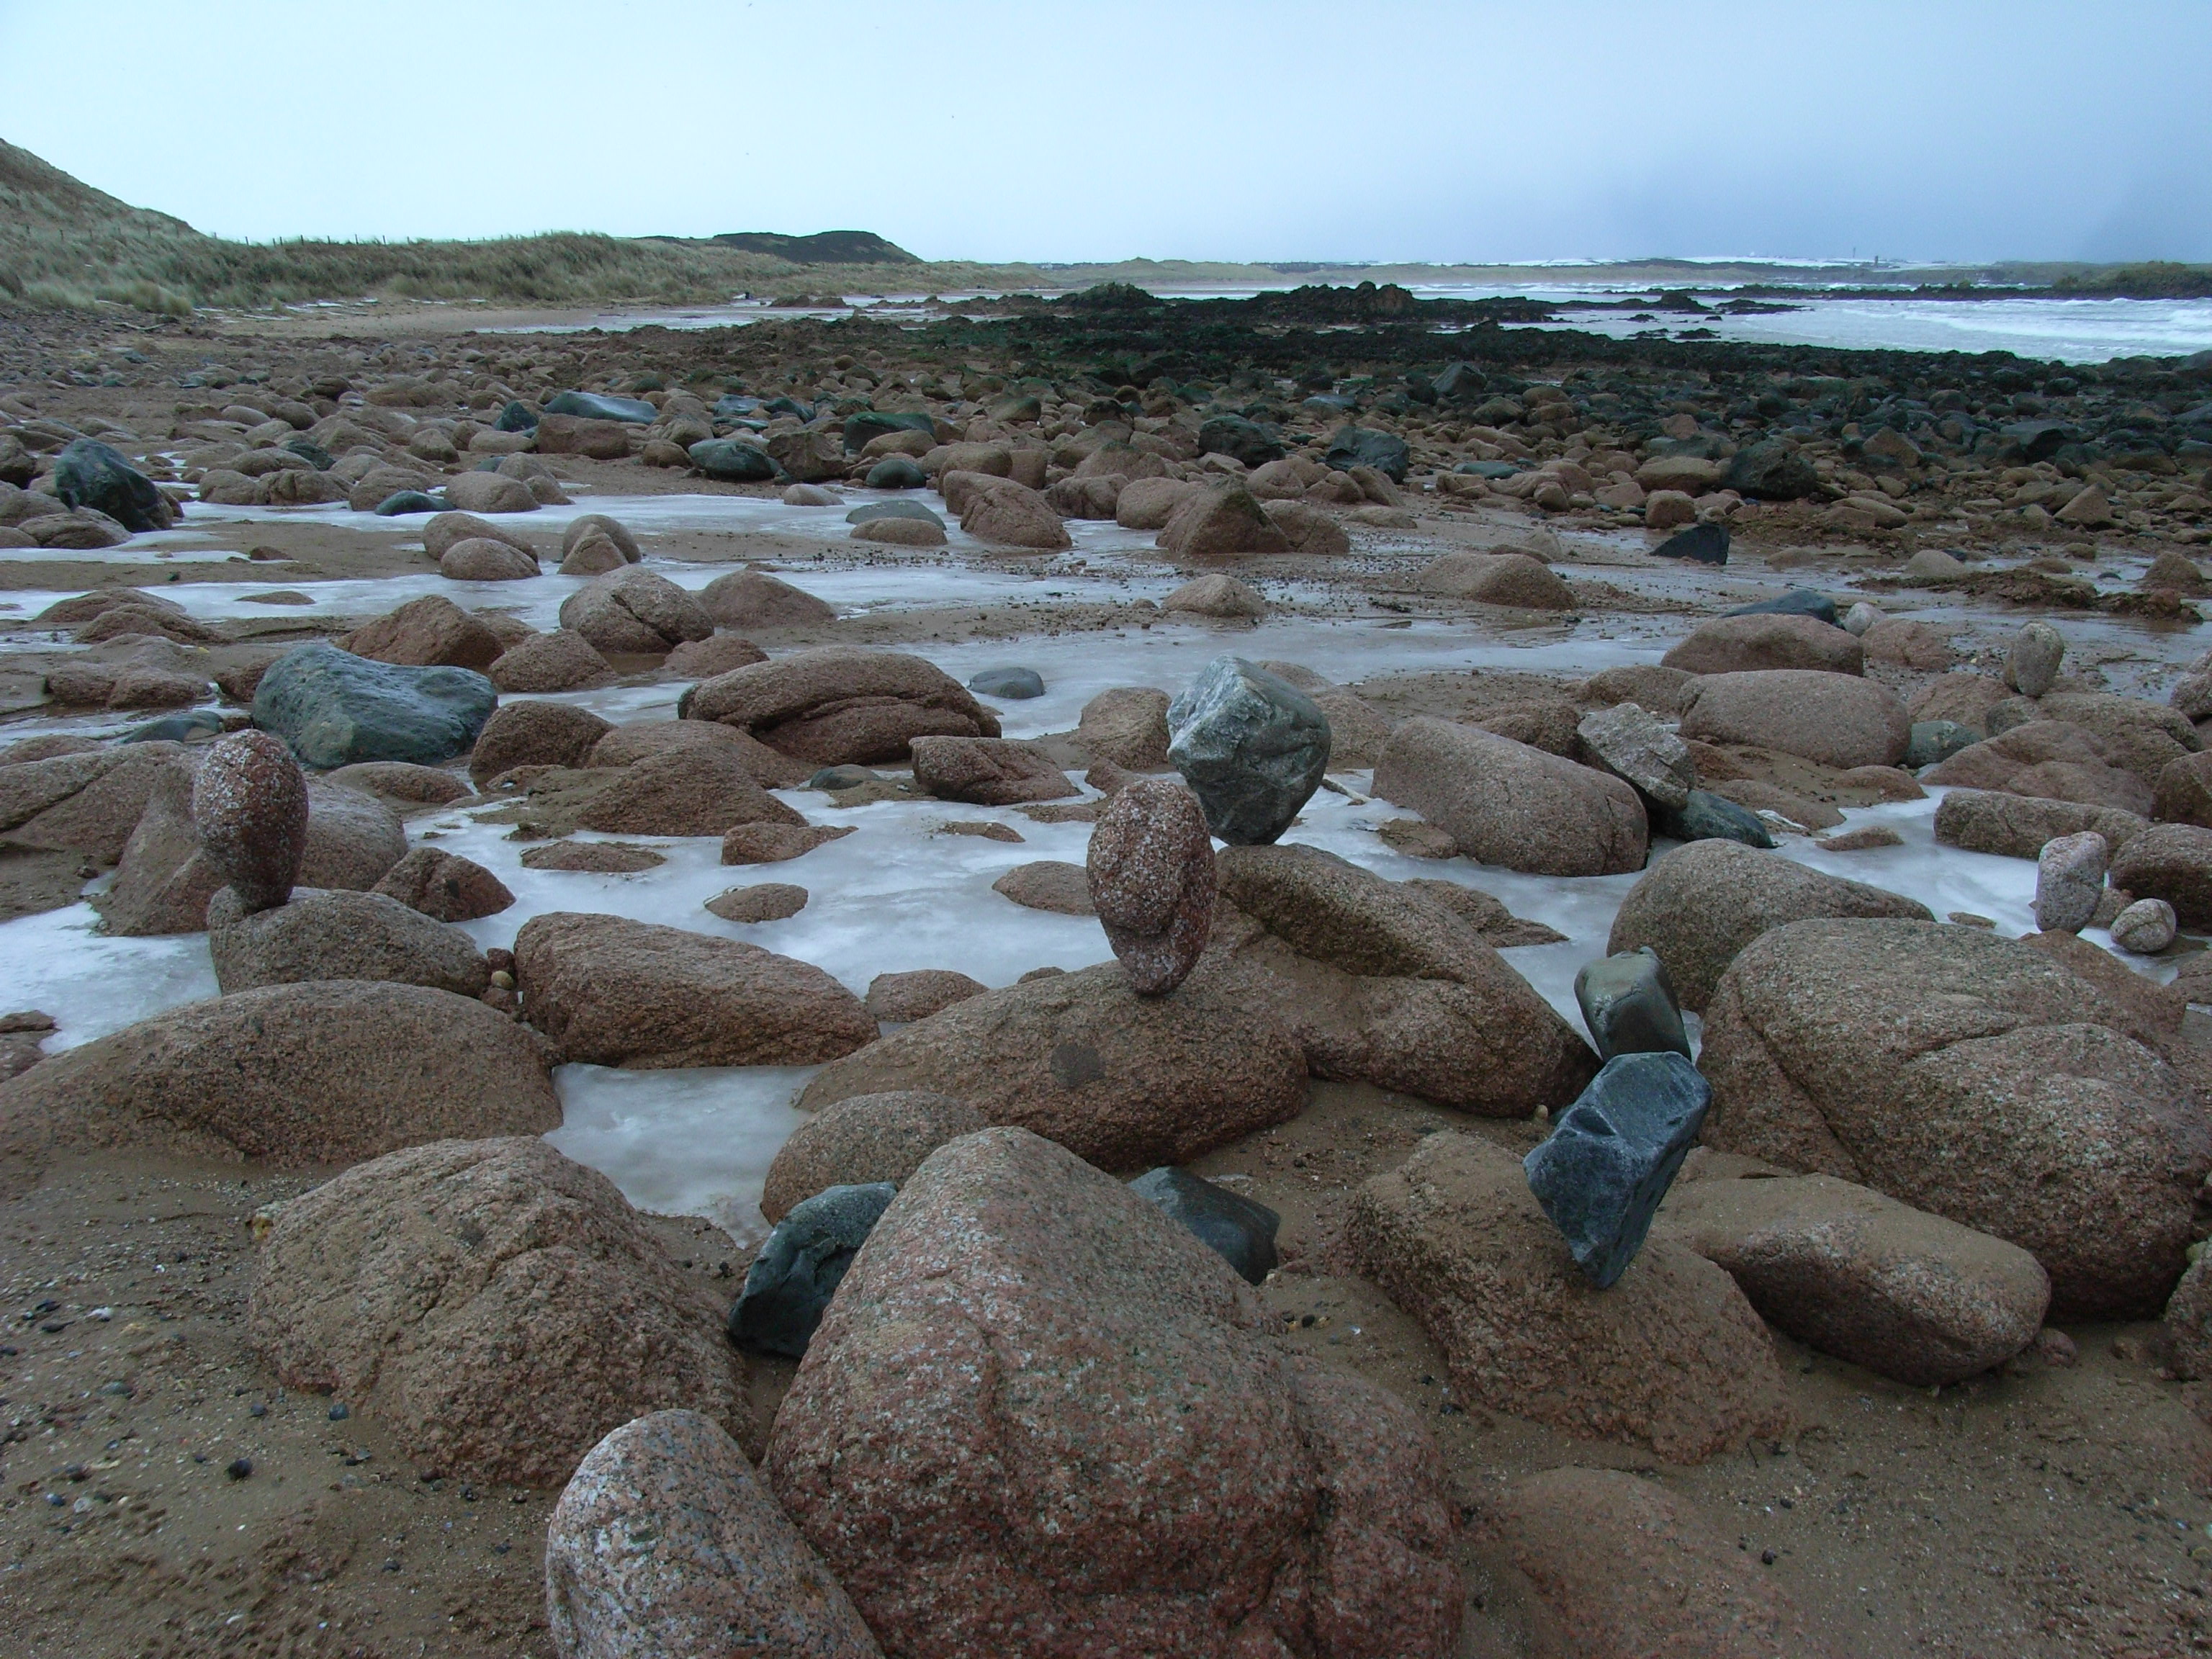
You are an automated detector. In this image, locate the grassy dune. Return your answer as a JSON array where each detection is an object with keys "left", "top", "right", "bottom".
[{"left": 5, "top": 137, "right": 2208, "bottom": 318}]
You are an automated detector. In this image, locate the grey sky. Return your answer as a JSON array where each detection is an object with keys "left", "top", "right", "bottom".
[{"left": 5, "top": 0, "right": 2206, "bottom": 264}]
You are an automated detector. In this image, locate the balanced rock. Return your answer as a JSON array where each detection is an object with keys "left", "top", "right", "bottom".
[
  {"left": 2035, "top": 830, "right": 2108, "bottom": 933},
  {"left": 1166, "top": 656, "right": 1330, "bottom": 845},
  {"left": 547, "top": 1410, "right": 881, "bottom": 1659},
  {"left": 2006, "top": 620, "right": 2065, "bottom": 697},
  {"left": 765, "top": 1128, "right": 1463, "bottom": 1659},
  {"left": 191, "top": 729, "right": 309, "bottom": 913},
  {"left": 1524, "top": 1052, "right": 1710, "bottom": 1287},
  {"left": 250, "top": 1138, "right": 745, "bottom": 1488},
  {"left": 1573, "top": 946, "right": 1691, "bottom": 1061},
  {"left": 1086, "top": 778, "right": 1215, "bottom": 995}
]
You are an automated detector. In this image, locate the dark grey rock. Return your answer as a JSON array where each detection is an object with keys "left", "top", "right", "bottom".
[
  {"left": 1652, "top": 521, "right": 1730, "bottom": 565},
  {"left": 809, "top": 765, "right": 878, "bottom": 791},
  {"left": 1323, "top": 426, "right": 1411, "bottom": 482},
  {"left": 1721, "top": 440, "right": 1820, "bottom": 500},
  {"left": 1650, "top": 788, "right": 1776, "bottom": 849},
  {"left": 727, "top": 1182, "right": 896, "bottom": 1358},
  {"left": 864, "top": 456, "right": 927, "bottom": 490},
  {"left": 847, "top": 500, "right": 945, "bottom": 529},
  {"left": 1196, "top": 415, "right": 1285, "bottom": 469},
  {"left": 53, "top": 439, "right": 171, "bottom": 533},
  {"left": 842, "top": 410, "right": 937, "bottom": 452},
  {"left": 1905, "top": 719, "right": 1978, "bottom": 769},
  {"left": 1573, "top": 947, "right": 1691, "bottom": 1063},
  {"left": 372, "top": 490, "right": 447, "bottom": 516},
  {"left": 1721, "top": 588, "right": 1839, "bottom": 627},
  {"left": 1166, "top": 656, "right": 1331, "bottom": 846},
  {"left": 1126, "top": 1166, "right": 1280, "bottom": 1285},
  {"left": 251, "top": 642, "right": 498, "bottom": 769},
  {"left": 1524, "top": 1051, "right": 1711, "bottom": 1289},
  {"left": 968, "top": 667, "right": 1045, "bottom": 700},
  {"left": 688, "top": 438, "right": 777, "bottom": 482},
  {"left": 544, "top": 390, "right": 656, "bottom": 424},
  {"left": 493, "top": 400, "right": 538, "bottom": 433}
]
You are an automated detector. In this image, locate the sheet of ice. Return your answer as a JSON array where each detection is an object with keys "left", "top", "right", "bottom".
[
  {"left": 545, "top": 1064, "right": 819, "bottom": 1246},
  {"left": 0, "top": 900, "right": 218, "bottom": 1053}
]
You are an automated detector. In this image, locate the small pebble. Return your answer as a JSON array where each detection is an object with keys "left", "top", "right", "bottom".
[
  {"left": 328, "top": 1402, "right": 349, "bottom": 1421},
  {"left": 226, "top": 1457, "right": 253, "bottom": 1480}
]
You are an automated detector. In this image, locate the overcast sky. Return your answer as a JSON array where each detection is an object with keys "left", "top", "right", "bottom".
[{"left": 5, "top": 0, "right": 2206, "bottom": 266}]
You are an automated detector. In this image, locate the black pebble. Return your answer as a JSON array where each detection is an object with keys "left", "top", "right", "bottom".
[
  {"left": 328, "top": 1402, "right": 349, "bottom": 1421},
  {"left": 226, "top": 1457, "right": 252, "bottom": 1480},
  {"left": 1761, "top": 1548, "right": 1777, "bottom": 1565}
]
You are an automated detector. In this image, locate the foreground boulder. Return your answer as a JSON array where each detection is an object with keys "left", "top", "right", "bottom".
[
  {"left": 515, "top": 913, "right": 876, "bottom": 1068},
  {"left": 1374, "top": 716, "right": 1645, "bottom": 876},
  {"left": 1698, "top": 919, "right": 2212, "bottom": 1318},
  {"left": 547, "top": 1411, "right": 881, "bottom": 1659},
  {"left": 1481, "top": 1468, "right": 1838, "bottom": 1659},
  {"left": 250, "top": 1139, "right": 745, "bottom": 1488},
  {"left": 766, "top": 1128, "right": 1462, "bottom": 1659},
  {"left": 685, "top": 647, "right": 1000, "bottom": 764},
  {"left": 253, "top": 642, "right": 498, "bottom": 768},
  {"left": 1197, "top": 844, "right": 1596, "bottom": 1114},
  {"left": 1657, "top": 1160, "right": 2049, "bottom": 1385},
  {"left": 797, "top": 964, "right": 1305, "bottom": 1170},
  {"left": 1167, "top": 656, "right": 1330, "bottom": 845},
  {"left": 1606, "top": 839, "right": 1930, "bottom": 1010},
  {"left": 1344, "top": 1130, "right": 1789, "bottom": 1462},
  {"left": 1678, "top": 670, "right": 1910, "bottom": 769},
  {"left": 0, "top": 983, "right": 558, "bottom": 1196}
]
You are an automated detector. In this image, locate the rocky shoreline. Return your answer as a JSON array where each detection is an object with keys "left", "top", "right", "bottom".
[{"left": 0, "top": 289, "right": 2210, "bottom": 1656}]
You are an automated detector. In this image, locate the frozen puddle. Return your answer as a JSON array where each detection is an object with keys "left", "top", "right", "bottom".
[{"left": 0, "top": 763, "right": 2063, "bottom": 1244}]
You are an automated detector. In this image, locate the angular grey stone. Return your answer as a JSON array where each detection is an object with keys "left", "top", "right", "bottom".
[
  {"left": 1650, "top": 788, "right": 1776, "bottom": 849},
  {"left": 2035, "top": 830, "right": 2108, "bottom": 935},
  {"left": 251, "top": 642, "right": 497, "bottom": 769},
  {"left": 1573, "top": 947, "right": 1691, "bottom": 1063},
  {"left": 1165, "top": 656, "right": 1330, "bottom": 846},
  {"left": 1524, "top": 1051, "right": 1711, "bottom": 1289},
  {"left": 2006, "top": 621, "right": 2064, "bottom": 698},
  {"left": 1126, "top": 1166, "right": 1280, "bottom": 1285},
  {"left": 1576, "top": 702, "right": 1695, "bottom": 810},
  {"left": 727, "top": 1182, "right": 895, "bottom": 1358},
  {"left": 1905, "top": 719, "right": 1977, "bottom": 769}
]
